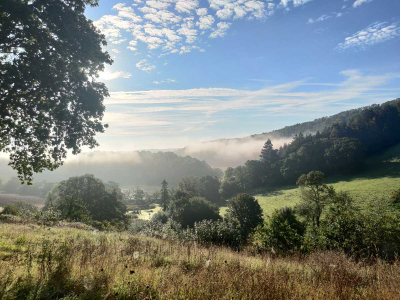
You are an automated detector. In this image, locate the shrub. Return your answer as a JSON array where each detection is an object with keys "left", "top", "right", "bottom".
[
  {"left": 252, "top": 207, "right": 305, "bottom": 255},
  {"left": 169, "top": 197, "right": 221, "bottom": 228},
  {"left": 322, "top": 193, "right": 400, "bottom": 259},
  {"left": 1, "top": 201, "right": 39, "bottom": 218},
  {"left": 152, "top": 210, "right": 169, "bottom": 223},
  {"left": 193, "top": 219, "right": 242, "bottom": 248}
]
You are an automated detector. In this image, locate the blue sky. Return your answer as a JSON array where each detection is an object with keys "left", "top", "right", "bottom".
[{"left": 85, "top": 0, "right": 400, "bottom": 151}]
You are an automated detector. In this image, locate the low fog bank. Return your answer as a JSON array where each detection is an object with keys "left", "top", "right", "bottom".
[
  {"left": 176, "top": 135, "right": 293, "bottom": 168},
  {"left": 0, "top": 151, "right": 221, "bottom": 187}
]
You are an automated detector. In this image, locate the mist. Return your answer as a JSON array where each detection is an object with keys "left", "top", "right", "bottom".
[{"left": 177, "top": 135, "right": 294, "bottom": 169}]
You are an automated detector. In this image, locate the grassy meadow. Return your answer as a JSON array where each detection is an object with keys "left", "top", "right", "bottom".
[
  {"left": 1, "top": 222, "right": 400, "bottom": 300},
  {"left": 246, "top": 143, "right": 400, "bottom": 217}
]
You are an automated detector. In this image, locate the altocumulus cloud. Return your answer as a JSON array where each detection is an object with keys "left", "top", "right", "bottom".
[
  {"left": 93, "top": 0, "right": 314, "bottom": 70},
  {"left": 337, "top": 22, "right": 400, "bottom": 50}
]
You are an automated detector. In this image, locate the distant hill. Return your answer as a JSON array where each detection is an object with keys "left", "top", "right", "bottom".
[
  {"left": 177, "top": 99, "right": 400, "bottom": 168},
  {"left": 0, "top": 151, "right": 222, "bottom": 188}
]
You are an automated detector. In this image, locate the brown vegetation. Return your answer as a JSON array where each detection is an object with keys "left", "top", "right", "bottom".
[
  {"left": 0, "top": 223, "right": 399, "bottom": 299},
  {"left": 0, "top": 194, "right": 45, "bottom": 208}
]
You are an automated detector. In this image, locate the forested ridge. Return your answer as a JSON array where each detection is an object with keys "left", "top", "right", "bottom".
[{"left": 221, "top": 98, "right": 400, "bottom": 197}]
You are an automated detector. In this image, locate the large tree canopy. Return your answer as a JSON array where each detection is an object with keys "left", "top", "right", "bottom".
[{"left": 0, "top": 0, "right": 112, "bottom": 183}]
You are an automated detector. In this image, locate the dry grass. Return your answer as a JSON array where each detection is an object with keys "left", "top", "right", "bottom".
[
  {"left": 0, "top": 223, "right": 400, "bottom": 299},
  {"left": 0, "top": 194, "right": 45, "bottom": 208}
]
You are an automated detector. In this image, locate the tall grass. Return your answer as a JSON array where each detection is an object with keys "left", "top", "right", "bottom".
[{"left": 1, "top": 223, "right": 399, "bottom": 299}]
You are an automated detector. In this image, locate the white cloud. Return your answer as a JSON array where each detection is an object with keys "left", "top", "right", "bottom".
[
  {"left": 337, "top": 22, "right": 400, "bottom": 50},
  {"left": 136, "top": 59, "right": 156, "bottom": 72},
  {"left": 196, "top": 8, "right": 208, "bottom": 16},
  {"left": 197, "top": 15, "right": 215, "bottom": 29},
  {"left": 175, "top": 0, "right": 199, "bottom": 14},
  {"left": 209, "top": 0, "right": 268, "bottom": 20},
  {"left": 111, "top": 49, "right": 121, "bottom": 53},
  {"left": 353, "top": 0, "right": 374, "bottom": 8},
  {"left": 209, "top": 22, "right": 231, "bottom": 38},
  {"left": 111, "top": 38, "right": 127, "bottom": 44},
  {"left": 280, "top": 0, "right": 313, "bottom": 8},
  {"left": 93, "top": 0, "right": 317, "bottom": 63},
  {"left": 98, "top": 71, "right": 132, "bottom": 80}
]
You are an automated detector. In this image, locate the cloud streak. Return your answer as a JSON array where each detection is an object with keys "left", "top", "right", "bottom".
[{"left": 101, "top": 70, "right": 399, "bottom": 141}]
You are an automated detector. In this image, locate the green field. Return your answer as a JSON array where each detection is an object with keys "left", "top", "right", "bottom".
[{"left": 249, "top": 143, "right": 400, "bottom": 217}]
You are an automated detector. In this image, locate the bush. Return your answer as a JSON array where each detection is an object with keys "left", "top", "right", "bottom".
[
  {"left": 193, "top": 219, "right": 242, "bottom": 249},
  {"left": 1, "top": 201, "right": 39, "bottom": 218},
  {"left": 151, "top": 210, "right": 169, "bottom": 223},
  {"left": 321, "top": 193, "right": 400, "bottom": 259},
  {"left": 252, "top": 207, "right": 305, "bottom": 255},
  {"left": 169, "top": 197, "right": 221, "bottom": 228}
]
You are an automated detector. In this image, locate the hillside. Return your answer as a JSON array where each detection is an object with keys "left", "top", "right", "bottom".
[
  {"left": 177, "top": 99, "right": 400, "bottom": 168},
  {"left": 246, "top": 142, "right": 400, "bottom": 217}
]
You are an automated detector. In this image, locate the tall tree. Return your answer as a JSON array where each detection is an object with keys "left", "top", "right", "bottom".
[
  {"left": 198, "top": 176, "right": 221, "bottom": 204},
  {"left": 225, "top": 193, "right": 264, "bottom": 242},
  {"left": 0, "top": 0, "right": 112, "bottom": 183},
  {"left": 160, "top": 179, "right": 169, "bottom": 211},
  {"left": 46, "top": 174, "right": 126, "bottom": 222},
  {"left": 296, "top": 171, "right": 334, "bottom": 228}
]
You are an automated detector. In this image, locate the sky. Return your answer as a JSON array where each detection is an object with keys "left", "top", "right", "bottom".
[{"left": 85, "top": 0, "right": 400, "bottom": 151}]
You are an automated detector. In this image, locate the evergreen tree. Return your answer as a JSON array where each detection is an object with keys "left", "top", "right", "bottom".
[{"left": 161, "top": 179, "right": 169, "bottom": 211}]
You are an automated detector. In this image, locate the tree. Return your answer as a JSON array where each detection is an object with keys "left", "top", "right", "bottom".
[
  {"left": 56, "top": 195, "right": 92, "bottom": 223},
  {"left": 160, "top": 179, "right": 169, "bottom": 211},
  {"left": 260, "top": 139, "right": 279, "bottom": 164},
  {"left": 169, "top": 197, "right": 221, "bottom": 228},
  {"left": 198, "top": 176, "right": 221, "bottom": 205},
  {"left": 225, "top": 193, "right": 264, "bottom": 241},
  {"left": 178, "top": 176, "right": 200, "bottom": 198},
  {"left": 0, "top": 0, "right": 112, "bottom": 183},
  {"left": 46, "top": 174, "right": 126, "bottom": 222},
  {"left": 2, "top": 177, "right": 21, "bottom": 194},
  {"left": 296, "top": 171, "right": 334, "bottom": 228}
]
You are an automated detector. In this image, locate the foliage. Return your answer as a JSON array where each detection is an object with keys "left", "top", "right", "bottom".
[
  {"left": 221, "top": 99, "right": 400, "bottom": 195},
  {"left": 296, "top": 171, "right": 335, "bottom": 227},
  {"left": 1, "top": 201, "right": 39, "bottom": 217},
  {"left": 225, "top": 193, "right": 264, "bottom": 241},
  {"left": 151, "top": 210, "right": 169, "bottom": 224},
  {"left": 252, "top": 207, "right": 305, "bottom": 255},
  {"left": 198, "top": 175, "right": 222, "bottom": 205},
  {"left": 169, "top": 197, "right": 221, "bottom": 228},
  {"left": 55, "top": 195, "right": 92, "bottom": 224},
  {"left": 0, "top": 0, "right": 112, "bottom": 183},
  {"left": 46, "top": 174, "right": 126, "bottom": 223},
  {"left": 1, "top": 177, "right": 54, "bottom": 197},
  {"left": 160, "top": 179, "right": 169, "bottom": 211}
]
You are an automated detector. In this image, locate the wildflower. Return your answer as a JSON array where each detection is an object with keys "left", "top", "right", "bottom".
[{"left": 205, "top": 259, "right": 211, "bottom": 268}]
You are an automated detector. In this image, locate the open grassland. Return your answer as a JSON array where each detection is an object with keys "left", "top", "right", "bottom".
[
  {"left": 250, "top": 144, "right": 400, "bottom": 217},
  {"left": 1, "top": 223, "right": 400, "bottom": 300}
]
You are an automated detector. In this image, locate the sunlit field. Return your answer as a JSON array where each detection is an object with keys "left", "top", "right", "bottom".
[{"left": 239, "top": 143, "right": 400, "bottom": 217}]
